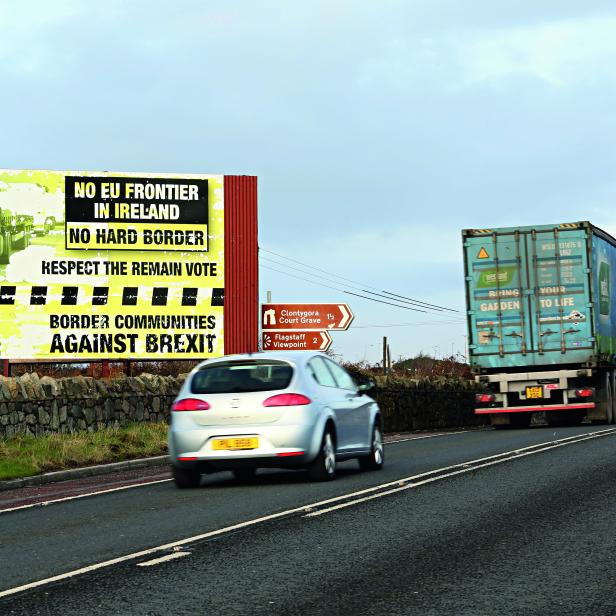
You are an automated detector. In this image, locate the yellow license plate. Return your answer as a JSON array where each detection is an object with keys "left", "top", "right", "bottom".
[
  {"left": 526, "top": 386, "right": 543, "bottom": 399},
  {"left": 212, "top": 437, "right": 259, "bottom": 451}
]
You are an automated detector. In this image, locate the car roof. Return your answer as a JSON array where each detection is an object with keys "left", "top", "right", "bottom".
[{"left": 192, "top": 351, "right": 329, "bottom": 371}]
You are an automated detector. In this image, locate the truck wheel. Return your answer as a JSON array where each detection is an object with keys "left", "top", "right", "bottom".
[
  {"left": 594, "top": 372, "right": 613, "bottom": 425},
  {"left": 0, "top": 233, "right": 10, "bottom": 264},
  {"left": 14, "top": 232, "right": 29, "bottom": 250}
]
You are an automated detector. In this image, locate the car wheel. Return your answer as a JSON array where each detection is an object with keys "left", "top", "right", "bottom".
[
  {"left": 232, "top": 468, "right": 257, "bottom": 482},
  {"left": 359, "top": 424, "right": 384, "bottom": 471},
  {"left": 172, "top": 465, "right": 201, "bottom": 489},
  {"left": 308, "top": 429, "right": 336, "bottom": 482}
]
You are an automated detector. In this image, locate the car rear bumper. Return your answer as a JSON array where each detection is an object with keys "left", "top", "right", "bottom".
[{"left": 169, "top": 422, "right": 319, "bottom": 467}]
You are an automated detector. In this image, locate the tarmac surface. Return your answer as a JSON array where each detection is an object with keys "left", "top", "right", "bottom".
[{"left": 2, "top": 424, "right": 615, "bottom": 614}]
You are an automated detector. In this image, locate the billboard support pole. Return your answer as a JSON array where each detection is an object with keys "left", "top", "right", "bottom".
[
  {"left": 101, "top": 360, "right": 110, "bottom": 379},
  {"left": 2, "top": 360, "right": 9, "bottom": 377}
]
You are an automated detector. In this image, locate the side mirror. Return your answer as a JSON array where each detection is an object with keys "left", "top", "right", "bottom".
[{"left": 357, "top": 380, "right": 376, "bottom": 393}]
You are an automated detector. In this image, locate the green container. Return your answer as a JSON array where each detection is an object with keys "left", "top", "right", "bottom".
[{"left": 462, "top": 221, "right": 616, "bottom": 371}]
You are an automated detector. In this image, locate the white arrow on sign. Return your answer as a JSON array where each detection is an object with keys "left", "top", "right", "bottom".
[
  {"left": 320, "top": 332, "right": 330, "bottom": 350},
  {"left": 338, "top": 304, "right": 351, "bottom": 329}
]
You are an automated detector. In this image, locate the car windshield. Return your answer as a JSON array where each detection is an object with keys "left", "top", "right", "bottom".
[{"left": 191, "top": 361, "right": 294, "bottom": 394}]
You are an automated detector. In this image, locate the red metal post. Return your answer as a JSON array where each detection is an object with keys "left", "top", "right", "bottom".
[
  {"left": 2, "top": 359, "right": 9, "bottom": 377},
  {"left": 223, "top": 176, "right": 259, "bottom": 354},
  {"left": 101, "top": 360, "right": 110, "bottom": 378}
]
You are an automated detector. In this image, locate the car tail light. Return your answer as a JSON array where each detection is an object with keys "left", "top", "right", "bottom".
[
  {"left": 263, "top": 393, "right": 311, "bottom": 407},
  {"left": 476, "top": 393, "right": 495, "bottom": 404},
  {"left": 172, "top": 398, "right": 211, "bottom": 411},
  {"left": 575, "top": 388, "right": 594, "bottom": 398}
]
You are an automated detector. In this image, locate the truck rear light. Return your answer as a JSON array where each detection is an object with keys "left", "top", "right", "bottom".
[
  {"left": 172, "top": 398, "right": 211, "bottom": 411},
  {"left": 574, "top": 388, "right": 594, "bottom": 398},
  {"left": 263, "top": 393, "right": 311, "bottom": 407},
  {"left": 476, "top": 393, "right": 495, "bottom": 404}
]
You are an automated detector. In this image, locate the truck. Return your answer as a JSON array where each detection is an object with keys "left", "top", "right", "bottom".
[
  {"left": 0, "top": 209, "right": 32, "bottom": 264},
  {"left": 463, "top": 221, "right": 616, "bottom": 428}
]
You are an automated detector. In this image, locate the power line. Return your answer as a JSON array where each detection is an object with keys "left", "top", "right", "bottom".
[
  {"left": 260, "top": 255, "right": 454, "bottom": 313},
  {"left": 350, "top": 320, "right": 466, "bottom": 329},
  {"left": 261, "top": 264, "right": 445, "bottom": 314},
  {"left": 260, "top": 247, "right": 459, "bottom": 313}
]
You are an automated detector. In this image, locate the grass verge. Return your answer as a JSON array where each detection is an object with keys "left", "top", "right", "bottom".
[{"left": 0, "top": 423, "right": 168, "bottom": 482}]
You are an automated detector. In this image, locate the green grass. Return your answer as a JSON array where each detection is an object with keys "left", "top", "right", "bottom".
[{"left": 0, "top": 423, "right": 168, "bottom": 481}]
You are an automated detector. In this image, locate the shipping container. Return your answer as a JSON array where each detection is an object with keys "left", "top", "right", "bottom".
[{"left": 463, "top": 221, "right": 616, "bottom": 428}]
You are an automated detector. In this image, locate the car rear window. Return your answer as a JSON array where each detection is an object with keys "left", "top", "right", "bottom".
[{"left": 190, "top": 361, "right": 294, "bottom": 394}]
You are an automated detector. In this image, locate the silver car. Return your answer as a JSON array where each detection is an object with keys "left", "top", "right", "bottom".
[{"left": 168, "top": 351, "right": 384, "bottom": 488}]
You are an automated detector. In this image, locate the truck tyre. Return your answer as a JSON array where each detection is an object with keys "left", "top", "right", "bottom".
[
  {"left": 14, "top": 232, "right": 29, "bottom": 250},
  {"left": 594, "top": 372, "right": 613, "bottom": 425},
  {"left": 547, "top": 410, "right": 585, "bottom": 427},
  {"left": 0, "top": 233, "right": 10, "bottom": 264}
]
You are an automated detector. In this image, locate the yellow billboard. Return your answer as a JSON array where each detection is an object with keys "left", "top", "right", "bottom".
[{"left": 0, "top": 169, "right": 224, "bottom": 359}]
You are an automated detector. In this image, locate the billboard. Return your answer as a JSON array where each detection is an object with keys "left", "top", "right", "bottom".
[{"left": 0, "top": 169, "right": 224, "bottom": 360}]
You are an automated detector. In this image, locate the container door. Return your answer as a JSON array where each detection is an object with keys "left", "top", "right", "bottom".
[
  {"left": 526, "top": 227, "right": 593, "bottom": 360},
  {"left": 465, "top": 232, "right": 532, "bottom": 365}
]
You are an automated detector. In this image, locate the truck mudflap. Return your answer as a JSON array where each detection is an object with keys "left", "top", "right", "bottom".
[{"left": 475, "top": 403, "right": 595, "bottom": 414}]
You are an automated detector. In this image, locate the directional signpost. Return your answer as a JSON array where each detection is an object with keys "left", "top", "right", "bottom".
[
  {"left": 262, "top": 331, "right": 332, "bottom": 351},
  {"left": 261, "top": 303, "right": 353, "bottom": 331},
  {"left": 261, "top": 303, "right": 353, "bottom": 352}
]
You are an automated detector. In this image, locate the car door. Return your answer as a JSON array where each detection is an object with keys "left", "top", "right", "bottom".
[
  {"left": 323, "top": 358, "right": 372, "bottom": 452},
  {"left": 307, "top": 356, "right": 353, "bottom": 451}
]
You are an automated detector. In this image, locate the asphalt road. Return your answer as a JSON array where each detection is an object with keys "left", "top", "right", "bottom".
[{"left": 2, "top": 424, "right": 616, "bottom": 615}]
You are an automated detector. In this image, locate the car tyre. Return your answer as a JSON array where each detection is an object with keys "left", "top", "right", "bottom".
[
  {"left": 359, "top": 423, "right": 384, "bottom": 471},
  {"left": 172, "top": 465, "right": 201, "bottom": 489},
  {"left": 308, "top": 429, "right": 336, "bottom": 482},
  {"left": 232, "top": 468, "right": 257, "bottom": 483}
]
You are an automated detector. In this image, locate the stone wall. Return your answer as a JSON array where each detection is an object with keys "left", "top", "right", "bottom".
[
  {"left": 0, "top": 373, "right": 184, "bottom": 438},
  {"left": 0, "top": 372, "right": 486, "bottom": 439}
]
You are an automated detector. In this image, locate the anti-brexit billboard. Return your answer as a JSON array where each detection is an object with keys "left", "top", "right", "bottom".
[{"left": 0, "top": 169, "right": 225, "bottom": 360}]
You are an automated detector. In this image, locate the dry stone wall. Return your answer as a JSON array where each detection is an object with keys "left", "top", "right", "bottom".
[
  {"left": 0, "top": 373, "right": 185, "bottom": 438},
  {"left": 0, "top": 372, "right": 486, "bottom": 439}
]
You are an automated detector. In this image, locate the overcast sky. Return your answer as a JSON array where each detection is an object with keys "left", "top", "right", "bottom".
[{"left": 2, "top": 1, "right": 616, "bottom": 363}]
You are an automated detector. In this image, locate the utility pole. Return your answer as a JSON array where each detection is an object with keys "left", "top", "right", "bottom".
[
  {"left": 383, "top": 336, "right": 388, "bottom": 375},
  {"left": 267, "top": 290, "right": 272, "bottom": 303}
]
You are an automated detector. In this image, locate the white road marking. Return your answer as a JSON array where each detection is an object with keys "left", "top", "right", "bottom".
[
  {"left": 386, "top": 430, "right": 467, "bottom": 443},
  {"left": 0, "top": 430, "right": 468, "bottom": 514},
  {"left": 0, "top": 479, "right": 172, "bottom": 515},
  {"left": 1, "top": 427, "right": 614, "bottom": 599},
  {"left": 137, "top": 552, "right": 191, "bottom": 567},
  {"left": 305, "top": 428, "right": 616, "bottom": 517}
]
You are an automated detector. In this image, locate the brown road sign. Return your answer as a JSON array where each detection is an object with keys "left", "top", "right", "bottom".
[
  {"left": 261, "top": 303, "right": 353, "bottom": 331},
  {"left": 262, "top": 330, "right": 332, "bottom": 351}
]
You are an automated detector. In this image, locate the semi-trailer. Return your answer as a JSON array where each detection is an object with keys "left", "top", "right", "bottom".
[
  {"left": 463, "top": 221, "right": 616, "bottom": 428},
  {"left": 0, "top": 209, "right": 32, "bottom": 264}
]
